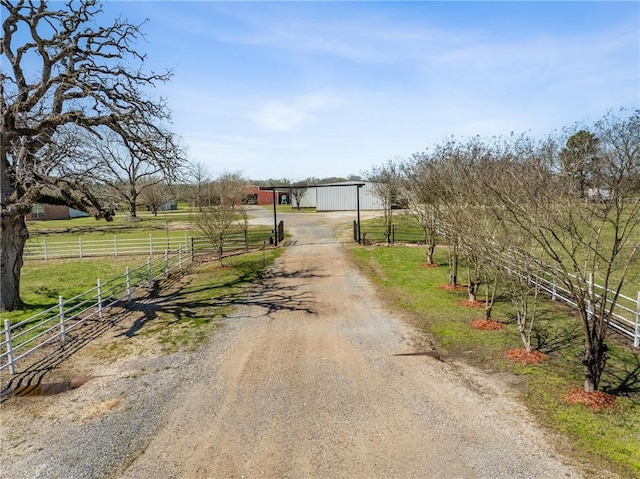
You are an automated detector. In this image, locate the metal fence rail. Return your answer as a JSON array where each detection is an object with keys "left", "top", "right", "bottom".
[
  {"left": 498, "top": 254, "right": 640, "bottom": 347},
  {"left": 24, "top": 233, "right": 192, "bottom": 260},
  {"left": 1, "top": 226, "right": 280, "bottom": 376},
  {"left": 359, "top": 223, "right": 426, "bottom": 245},
  {"left": 24, "top": 228, "right": 276, "bottom": 261},
  {"left": 1, "top": 247, "right": 191, "bottom": 375},
  {"left": 358, "top": 220, "right": 640, "bottom": 347}
]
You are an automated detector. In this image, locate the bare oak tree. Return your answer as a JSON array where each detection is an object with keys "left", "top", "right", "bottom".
[
  {"left": 86, "top": 127, "right": 183, "bottom": 219},
  {"left": 367, "top": 159, "right": 403, "bottom": 243},
  {"left": 1, "top": 0, "right": 180, "bottom": 310},
  {"left": 189, "top": 161, "right": 210, "bottom": 210}
]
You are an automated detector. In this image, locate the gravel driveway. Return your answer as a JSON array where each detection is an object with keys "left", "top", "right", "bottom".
[{"left": 1, "top": 208, "right": 586, "bottom": 478}]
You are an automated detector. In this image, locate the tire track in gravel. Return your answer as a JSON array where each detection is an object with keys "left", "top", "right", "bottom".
[{"left": 119, "top": 210, "right": 583, "bottom": 479}]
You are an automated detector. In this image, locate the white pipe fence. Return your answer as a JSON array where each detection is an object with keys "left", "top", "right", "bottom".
[
  {"left": 0, "top": 246, "right": 190, "bottom": 375},
  {"left": 497, "top": 253, "right": 640, "bottom": 347},
  {"left": 24, "top": 233, "right": 190, "bottom": 260},
  {"left": 433, "top": 221, "right": 640, "bottom": 347},
  {"left": 24, "top": 228, "right": 275, "bottom": 260}
]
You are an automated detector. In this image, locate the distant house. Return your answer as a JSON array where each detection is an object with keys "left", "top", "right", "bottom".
[
  {"left": 26, "top": 203, "right": 90, "bottom": 221},
  {"left": 587, "top": 187, "right": 612, "bottom": 202}
]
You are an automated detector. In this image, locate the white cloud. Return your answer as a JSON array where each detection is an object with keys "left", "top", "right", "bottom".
[{"left": 251, "top": 93, "right": 341, "bottom": 132}]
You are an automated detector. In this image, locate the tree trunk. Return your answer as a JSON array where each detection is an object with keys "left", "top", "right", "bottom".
[
  {"left": 448, "top": 244, "right": 458, "bottom": 286},
  {"left": 484, "top": 303, "right": 493, "bottom": 321},
  {"left": 582, "top": 343, "right": 608, "bottom": 392},
  {"left": 129, "top": 198, "right": 137, "bottom": 219},
  {"left": 426, "top": 243, "right": 435, "bottom": 264},
  {"left": 468, "top": 279, "right": 480, "bottom": 302},
  {"left": 0, "top": 211, "right": 29, "bottom": 311}
]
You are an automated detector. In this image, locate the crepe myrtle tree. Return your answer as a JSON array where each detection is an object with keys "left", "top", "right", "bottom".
[
  {"left": 488, "top": 110, "right": 640, "bottom": 392},
  {"left": 0, "top": 0, "right": 181, "bottom": 310},
  {"left": 191, "top": 172, "right": 249, "bottom": 265},
  {"left": 366, "top": 159, "right": 404, "bottom": 243},
  {"left": 290, "top": 181, "right": 310, "bottom": 210},
  {"left": 400, "top": 153, "right": 442, "bottom": 265}
]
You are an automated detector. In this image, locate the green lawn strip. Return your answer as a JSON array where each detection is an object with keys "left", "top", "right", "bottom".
[
  {"left": 128, "top": 249, "right": 284, "bottom": 354},
  {"left": 4, "top": 249, "right": 283, "bottom": 361},
  {"left": 1, "top": 256, "right": 153, "bottom": 325},
  {"left": 347, "top": 243, "right": 640, "bottom": 478}
]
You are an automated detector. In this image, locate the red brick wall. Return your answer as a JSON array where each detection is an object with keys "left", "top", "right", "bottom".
[{"left": 25, "top": 204, "right": 70, "bottom": 221}]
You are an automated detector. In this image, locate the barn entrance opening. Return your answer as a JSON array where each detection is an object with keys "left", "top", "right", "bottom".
[{"left": 259, "top": 183, "right": 366, "bottom": 245}]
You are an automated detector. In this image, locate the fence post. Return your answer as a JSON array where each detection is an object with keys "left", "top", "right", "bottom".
[
  {"left": 97, "top": 279, "right": 103, "bottom": 319},
  {"left": 147, "top": 257, "right": 152, "bottom": 286},
  {"left": 79, "top": 236, "right": 83, "bottom": 259},
  {"left": 191, "top": 237, "right": 195, "bottom": 262},
  {"left": 114, "top": 235, "right": 118, "bottom": 257},
  {"left": 635, "top": 291, "right": 640, "bottom": 348},
  {"left": 587, "top": 272, "right": 594, "bottom": 322},
  {"left": 164, "top": 250, "right": 169, "bottom": 277},
  {"left": 44, "top": 238, "right": 48, "bottom": 260},
  {"left": 179, "top": 245, "right": 183, "bottom": 270},
  {"left": 4, "top": 319, "right": 15, "bottom": 375},
  {"left": 59, "top": 296, "right": 66, "bottom": 342},
  {"left": 150, "top": 234, "right": 153, "bottom": 256},
  {"left": 126, "top": 266, "right": 132, "bottom": 302}
]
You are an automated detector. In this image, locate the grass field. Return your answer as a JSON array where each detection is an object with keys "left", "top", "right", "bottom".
[
  {"left": 347, "top": 243, "right": 640, "bottom": 478},
  {"left": 92, "top": 248, "right": 284, "bottom": 356}
]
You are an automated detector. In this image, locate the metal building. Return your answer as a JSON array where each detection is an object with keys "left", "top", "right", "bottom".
[{"left": 316, "top": 182, "right": 383, "bottom": 212}]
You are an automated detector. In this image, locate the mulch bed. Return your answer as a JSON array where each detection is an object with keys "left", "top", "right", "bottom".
[
  {"left": 420, "top": 263, "right": 440, "bottom": 268},
  {"left": 564, "top": 388, "right": 618, "bottom": 412},
  {"left": 505, "top": 349, "right": 548, "bottom": 364},
  {"left": 471, "top": 319, "right": 505, "bottom": 330},
  {"left": 459, "top": 300, "right": 485, "bottom": 308}
]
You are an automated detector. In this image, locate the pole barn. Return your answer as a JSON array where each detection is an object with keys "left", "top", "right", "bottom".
[{"left": 316, "top": 182, "right": 383, "bottom": 212}]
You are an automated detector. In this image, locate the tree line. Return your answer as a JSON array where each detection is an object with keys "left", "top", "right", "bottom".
[{"left": 368, "top": 108, "right": 639, "bottom": 393}]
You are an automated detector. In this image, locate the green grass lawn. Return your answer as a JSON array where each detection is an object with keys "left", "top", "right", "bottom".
[
  {"left": 1, "top": 256, "right": 153, "bottom": 324},
  {"left": 347, "top": 243, "right": 640, "bottom": 479},
  {"left": 99, "top": 249, "right": 284, "bottom": 355},
  {"left": 1, "top": 248, "right": 283, "bottom": 365}
]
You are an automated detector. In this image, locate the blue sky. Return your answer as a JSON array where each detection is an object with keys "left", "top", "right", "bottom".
[{"left": 101, "top": 1, "right": 639, "bottom": 181}]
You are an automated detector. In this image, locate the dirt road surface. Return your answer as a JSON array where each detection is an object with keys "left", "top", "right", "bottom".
[
  {"left": 1, "top": 209, "right": 586, "bottom": 478},
  {"left": 121, "top": 209, "right": 581, "bottom": 478}
]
